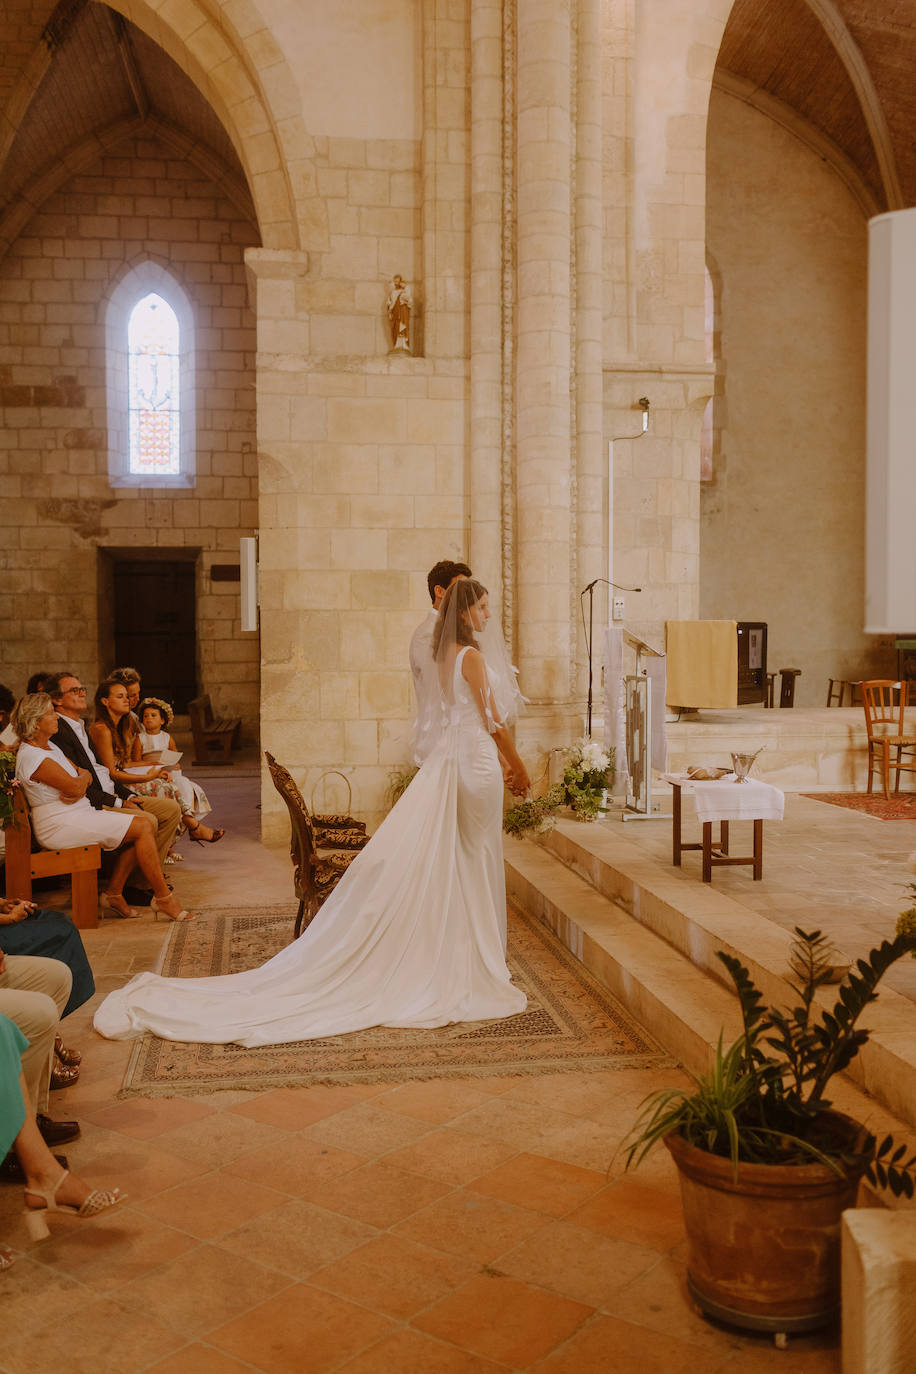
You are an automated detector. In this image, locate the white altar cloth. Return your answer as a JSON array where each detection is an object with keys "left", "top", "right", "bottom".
[{"left": 661, "top": 774, "right": 785, "bottom": 825}]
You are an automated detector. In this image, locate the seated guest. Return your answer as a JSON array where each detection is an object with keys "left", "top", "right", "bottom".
[
  {"left": 0, "top": 898, "right": 94, "bottom": 1087},
  {"left": 0, "top": 684, "right": 14, "bottom": 862},
  {"left": 109, "top": 665, "right": 141, "bottom": 719},
  {"left": 0, "top": 682, "right": 14, "bottom": 734},
  {"left": 48, "top": 672, "right": 182, "bottom": 888},
  {"left": 134, "top": 697, "right": 223, "bottom": 844},
  {"left": 12, "top": 693, "right": 192, "bottom": 922},
  {"left": 0, "top": 681, "right": 16, "bottom": 750},
  {"left": 0, "top": 1013, "right": 123, "bottom": 1256},
  {"left": 26, "top": 672, "right": 53, "bottom": 695},
  {"left": 92, "top": 679, "right": 223, "bottom": 845},
  {"left": 0, "top": 938, "right": 79, "bottom": 1157}
]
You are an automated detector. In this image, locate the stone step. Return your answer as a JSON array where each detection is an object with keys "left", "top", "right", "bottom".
[
  {"left": 513, "top": 818, "right": 916, "bottom": 1135},
  {"left": 505, "top": 831, "right": 916, "bottom": 1208},
  {"left": 505, "top": 835, "right": 743, "bottom": 1077}
]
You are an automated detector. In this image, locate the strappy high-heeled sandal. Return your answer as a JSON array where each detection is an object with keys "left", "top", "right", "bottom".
[
  {"left": 186, "top": 820, "right": 225, "bottom": 845},
  {"left": 23, "top": 1170, "right": 125, "bottom": 1241},
  {"left": 50, "top": 1058, "right": 79, "bottom": 1090},
  {"left": 54, "top": 1035, "right": 81, "bottom": 1066},
  {"left": 150, "top": 896, "right": 194, "bottom": 922},
  {"left": 100, "top": 891, "right": 138, "bottom": 920}
]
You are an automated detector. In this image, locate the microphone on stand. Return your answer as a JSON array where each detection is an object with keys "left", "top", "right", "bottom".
[{"left": 581, "top": 577, "right": 641, "bottom": 737}]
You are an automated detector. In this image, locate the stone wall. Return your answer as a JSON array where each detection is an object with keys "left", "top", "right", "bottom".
[
  {"left": 0, "top": 132, "right": 260, "bottom": 731},
  {"left": 703, "top": 89, "right": 892, "bottom": 704}
]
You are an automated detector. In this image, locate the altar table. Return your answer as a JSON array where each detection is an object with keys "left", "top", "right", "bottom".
[{"left": 662, "top": 774, "right": 785, "bottom": 883}]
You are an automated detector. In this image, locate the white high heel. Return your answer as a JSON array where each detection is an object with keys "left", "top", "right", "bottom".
[
  {"left": 24, "top": 1170, "right": 125, "bottom": 1241},
  {"left": 150, "top": 896, "right": 193, "bottom": 922}
]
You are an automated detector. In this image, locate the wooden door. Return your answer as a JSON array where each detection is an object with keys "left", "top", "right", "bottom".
[{"left": 113, "top": 560, "right": 196, "bottom": 711}]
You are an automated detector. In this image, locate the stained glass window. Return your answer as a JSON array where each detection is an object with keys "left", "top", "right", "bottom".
[{"left": 128, "top": 292, "right": 180, "bottom": 475}]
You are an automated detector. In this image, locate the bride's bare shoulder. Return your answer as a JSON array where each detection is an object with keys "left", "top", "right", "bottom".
[{"left": 461, "top": 646, "right": 485, "bottom": 680}]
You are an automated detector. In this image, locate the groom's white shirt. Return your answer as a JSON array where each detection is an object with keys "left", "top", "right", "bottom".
[{"left": 409, "top": 607, "right": 440, "bottom": 765}]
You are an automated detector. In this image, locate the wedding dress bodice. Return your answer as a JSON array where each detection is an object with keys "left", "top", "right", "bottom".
[{"left": 444, "top": 646, "right": 491, "bottom": 733}]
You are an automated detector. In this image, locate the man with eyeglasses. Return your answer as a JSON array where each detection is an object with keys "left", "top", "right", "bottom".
[{"left": 48, "top": 672, "right": 181, "bottom": 905}]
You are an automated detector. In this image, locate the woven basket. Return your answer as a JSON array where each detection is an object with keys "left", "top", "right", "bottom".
[{"left": 309, "top": 770, "right": 367, "bottom": 835}]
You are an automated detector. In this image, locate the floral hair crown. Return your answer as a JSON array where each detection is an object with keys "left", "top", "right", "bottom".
[{"left": 138, "top": 696, "right": 174, "bottom": 727}]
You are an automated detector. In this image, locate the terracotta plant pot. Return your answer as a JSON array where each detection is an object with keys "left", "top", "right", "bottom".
[{"left": 665, "top": 1115, "right": 868, "bottom": 1334}]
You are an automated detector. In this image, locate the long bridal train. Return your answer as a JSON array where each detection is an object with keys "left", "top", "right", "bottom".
[{"left": 93, "top": 649, "right": 527, "bottom": 1047}]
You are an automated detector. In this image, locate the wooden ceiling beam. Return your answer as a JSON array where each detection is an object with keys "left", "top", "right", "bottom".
[{"left": 107, "top": 7, "right": 148, "bottom": 122}]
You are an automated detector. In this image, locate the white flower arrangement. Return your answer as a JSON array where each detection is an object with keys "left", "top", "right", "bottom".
[
  {"left": 502, "top": 736, "right": 616, "bottom": 838},
  {"left": 563, "top": 737, "right": 615, "bottom": 821}
]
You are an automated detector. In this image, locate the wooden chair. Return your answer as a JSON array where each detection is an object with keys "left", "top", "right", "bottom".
[
  {"left": 188, "top": 695, "right": 241, "bottom": 765},
  {"left": 4, "top": 789, "right": 101, "bottom": 929},
  {"left": 861, "top": 681, "right": 916, "bottom": 799},
  {"left": 827, "top": 678, "right": 863, "bottom": 707},
  {"left": 264, "top": 751, "right": 369, "bottom": 938}
]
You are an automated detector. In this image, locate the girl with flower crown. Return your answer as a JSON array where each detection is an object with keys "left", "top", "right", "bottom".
[{"left": 130, "top": 697, "right": 221, "bottom": 844}]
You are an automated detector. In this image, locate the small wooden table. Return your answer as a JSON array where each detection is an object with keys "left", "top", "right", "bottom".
[{"left": 665, "top": 776, "right": 783, "bottom": 883}]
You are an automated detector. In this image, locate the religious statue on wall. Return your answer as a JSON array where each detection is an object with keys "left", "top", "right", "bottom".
[{"left": 386, "top": 274, "right": 412, "bottom": 353}]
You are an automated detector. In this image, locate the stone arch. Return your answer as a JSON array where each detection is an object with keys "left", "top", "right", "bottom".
[
  {"left": 708, "top": 0, "right": 901, "bottom": 211},
  {"left": 0, "top": 113, "right": 255, "bottom": 267},
  {"left": 98, "top": 0, "right": 325, "bottom": 253}
]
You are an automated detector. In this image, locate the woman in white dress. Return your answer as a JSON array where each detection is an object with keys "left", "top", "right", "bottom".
[
  {"left": 12, "top": 694, "right": 193, "bottom": 922},
  {"left": 94, "top": 578, "right": 530, "bottom": 1045}
]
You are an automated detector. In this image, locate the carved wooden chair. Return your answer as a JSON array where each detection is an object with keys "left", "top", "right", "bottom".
[
  {"left": 861, "top": 681, "right": 916, "bottom": 799},
  {"left": 264, "top": 751, "right": 369, "bottom": 938}
]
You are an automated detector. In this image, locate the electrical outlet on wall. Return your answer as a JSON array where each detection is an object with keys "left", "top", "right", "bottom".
[{"left": 612, "top": 596, "right": 625, "bottom": 621}]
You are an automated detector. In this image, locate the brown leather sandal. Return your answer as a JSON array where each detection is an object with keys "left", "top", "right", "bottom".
[
  {"left": 54, "top": 1036, "right": 81, "bottom": 1066},
  {"left": 50, "top": 1059, "right": 79, "bottom": 1090}
]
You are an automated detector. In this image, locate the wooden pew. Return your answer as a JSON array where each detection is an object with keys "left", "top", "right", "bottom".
[
  {"left": 188, "top": 694, "right": 241, "bottom": 765},
  {"left": 4, "top": 788, "right": 101, "bottom": 929}
]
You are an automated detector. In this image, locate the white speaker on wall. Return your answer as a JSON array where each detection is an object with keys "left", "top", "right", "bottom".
[
  {"left": 867, "top": 209, "right": 916, "bottom": 633},
  {"left": 240, "top": 535, "right": 259, "bottom": 632}
]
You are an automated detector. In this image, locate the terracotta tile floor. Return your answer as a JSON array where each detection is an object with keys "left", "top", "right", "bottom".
[{"left": 0, "top": 774, "right": 841, "bottom": 1372}]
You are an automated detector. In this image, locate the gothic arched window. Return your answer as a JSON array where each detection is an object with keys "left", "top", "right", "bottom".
[
  {"left": 106, "top": 263, "right": 195, "bottom": 488},
  {"left": 128, "top": 293, "right": 180, "bottom": 476}
]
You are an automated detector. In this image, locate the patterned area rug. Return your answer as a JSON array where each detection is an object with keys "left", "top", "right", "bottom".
[
  {"left": 120, "top": 904, "right": 672, "bottom": 1097},
  {"left": 802, "top": 792, "right": 916, "bottom": 820}
]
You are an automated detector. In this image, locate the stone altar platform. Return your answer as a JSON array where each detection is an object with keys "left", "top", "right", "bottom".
[{"left": 661, "top": 705, "right": 916, "bottom": 794}]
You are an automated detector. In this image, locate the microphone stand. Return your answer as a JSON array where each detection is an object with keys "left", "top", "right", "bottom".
[{"left": 581, "top": 577, "right": 641, "bottom": 737}]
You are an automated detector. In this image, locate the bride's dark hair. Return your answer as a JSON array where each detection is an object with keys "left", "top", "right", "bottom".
[{"left": 431, "top": 577, "right": 488, "bottom": 658}]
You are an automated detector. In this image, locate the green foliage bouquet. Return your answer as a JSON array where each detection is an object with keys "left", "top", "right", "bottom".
[
  {"left": 0, "top": 750, "right": 18, "bottom": 829},
  {"left": 562, "top": 737, "right": 615, "bottom": 820},
  {"left": 894, "top": 852, "right": 916, "bottom": 953},
  {"left": 503, "top": 784, "right": 565, "bottom": 839}
]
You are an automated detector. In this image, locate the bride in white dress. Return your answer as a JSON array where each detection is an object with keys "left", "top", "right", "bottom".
[{"left": 93, "top": 578, "right": 531, "bottom": 1046}]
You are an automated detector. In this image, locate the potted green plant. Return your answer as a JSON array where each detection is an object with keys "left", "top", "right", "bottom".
[
  {"left": 624, "top": 926, "right": 916, "bottom": 1338},
  {"left": 894, "top": 852, "right": 916, "bottom": 946}
]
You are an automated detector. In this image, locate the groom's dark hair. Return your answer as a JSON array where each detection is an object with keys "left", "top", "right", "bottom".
[{"left": 427, "top": 559, "right": 472, "bottom": 603}]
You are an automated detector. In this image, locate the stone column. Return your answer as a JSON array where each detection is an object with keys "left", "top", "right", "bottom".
[
  {"left": 515, "top": 0, "right": 573, "bottom": 702},
  {"left": 245, "top": 246, "right": 313, "bottom": 844},
  {"left": 421, "top": 0, "right": 470, "bottom": 359},
  {"left": 469, "top": 0, "right": 505, "bottom": 609},
  {"left": 575, "top": 0, "right": 605, "bottom": 690}
]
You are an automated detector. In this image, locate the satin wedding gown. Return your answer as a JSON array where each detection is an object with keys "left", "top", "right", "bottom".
[{"left": 93, "top": 648, "right": 527, "bottom": 1045}]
